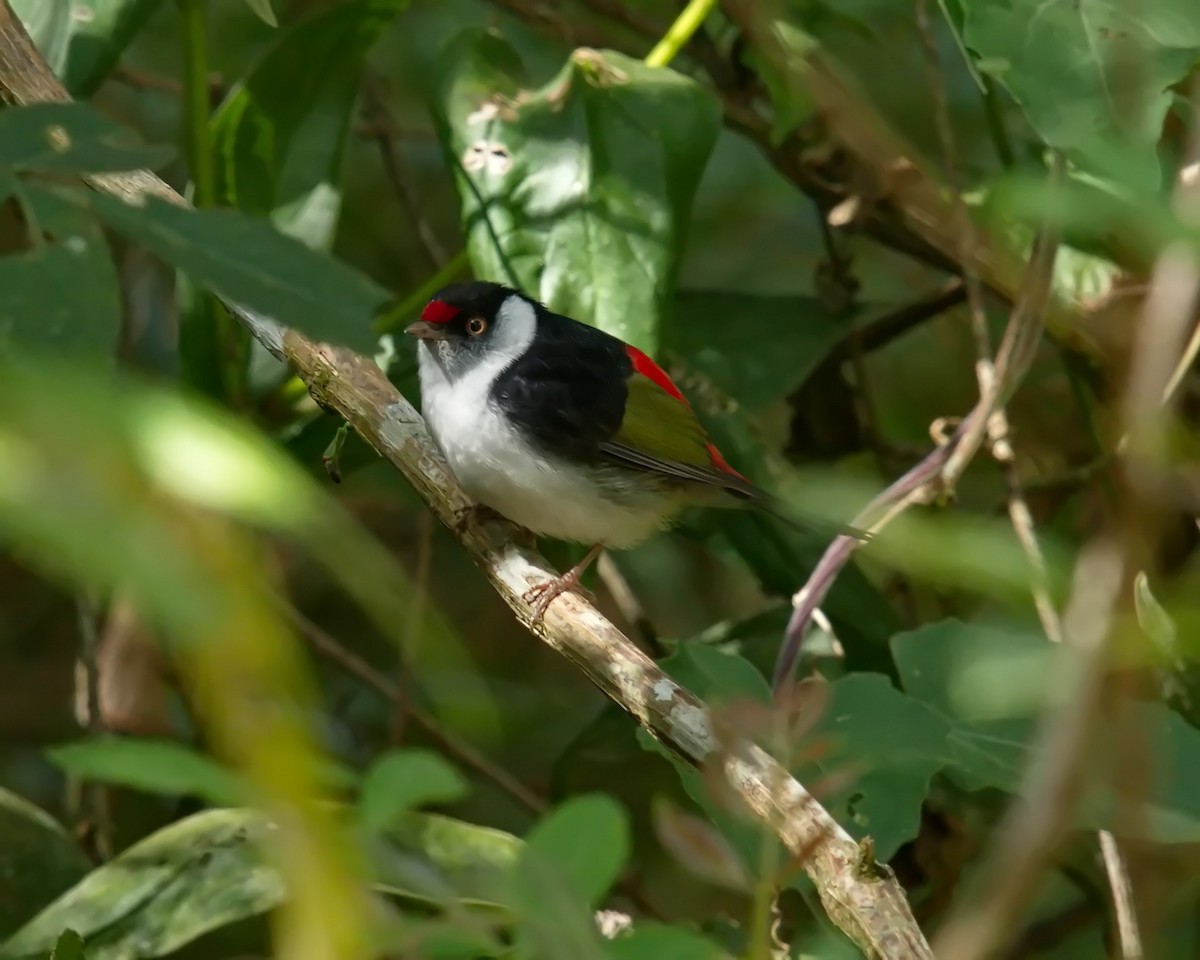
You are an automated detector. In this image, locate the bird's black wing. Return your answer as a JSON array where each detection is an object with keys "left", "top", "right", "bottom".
[{"left": 490, "top": 310, "right": 631, "bottom": 462}]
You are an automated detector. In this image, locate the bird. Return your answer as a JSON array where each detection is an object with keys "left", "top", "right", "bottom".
[{"left": 407, "top": 280, "right": 857, "bottom": 621}]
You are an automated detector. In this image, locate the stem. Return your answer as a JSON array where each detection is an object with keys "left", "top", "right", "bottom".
[
  {"left": 180, "top": 0, "right": 215, "bottom": 210},
  {"left": 983, "top": 76, "right": 1016, "bottom": 169},
  {"left": 644, "top": 0, "right": 717, "bottom": 69},
  {"left": 177, "top": 0, "right": 247, "bottom": 403}
]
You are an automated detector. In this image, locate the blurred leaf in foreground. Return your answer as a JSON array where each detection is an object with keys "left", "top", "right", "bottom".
[
  {"left": 523, "top": 794, "right": 629, "bottom": 909},
  {"left": 0, "top": 790, "right": 89, "bottom": 940},
  {"left": 358, "top": 750, "right": 469, "bottom": 831},
  {"left": 47, "top": 737, "right": 245, "bottom": 808},
  {"left": 0, "top": 102, "right": 173, "bottom": 174},
  {"left": 434, "top": 32, "right": 720, "bottom": 353},
  {"left": 0, "top": 181, "right": 121, "bottom": 358},
  {"left": 1, "top": 809, "right": 282, "bottom": 960},
  {"left": 87, "top": 192, "right": 390, "bottom": 353}
]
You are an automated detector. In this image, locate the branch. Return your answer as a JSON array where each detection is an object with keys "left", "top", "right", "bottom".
[
  {"left": 0, "top": 5, "right": 931, "bottom": 955},
  {"left": 933, "top": 81, "right": 1200, "bottom": 960},
  {"left": 774, "top": 185, "right": 1064, "bottom": 691}
]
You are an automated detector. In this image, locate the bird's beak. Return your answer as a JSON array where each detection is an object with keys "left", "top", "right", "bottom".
[{"left": 404, "top": 320, "right": 452, "bottom": 341}]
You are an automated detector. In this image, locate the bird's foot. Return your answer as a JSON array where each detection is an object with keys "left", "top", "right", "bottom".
[
  {"left": 522, "top": 543, "right": 605, "bottom": 625},
  {"left": 523, "top": 571, "right": 595, "bottom": 625}
]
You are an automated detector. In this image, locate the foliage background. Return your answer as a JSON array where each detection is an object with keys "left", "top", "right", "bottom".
[{"left": 1, "top": 0, "right": 1200, "bottom": 958}]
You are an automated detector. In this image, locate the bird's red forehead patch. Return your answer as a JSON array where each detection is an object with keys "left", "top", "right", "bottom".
[{"left": 421, "top": 300, "right": 460, "bottom": 324}]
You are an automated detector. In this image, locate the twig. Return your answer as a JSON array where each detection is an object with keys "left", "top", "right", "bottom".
[
  {"left": 596, "top": 553, "right": 661, "bottom": 655},
  {"left": 395, "top": 510, "right": 435, "bottom": 744},
  {"left": 285, "top": 602, "right": 547, "bottom": 815},
  {"left": 835, "top": 280, "right": 966, "bottom": 361},
  {"left": 361, "top": 76, "right": 450, "bottom": 271},
  {"left": 933, "top": 84, "right": 1200, "bottom": 960},
  {"left": 645, "top": 0, "right": 718, "bottom": 69},
  {"left": 113, "top": 65, "right": 184, "bottom": 95},
  {"left": 0, "top": 6, "right": 933, "bottom": 953},
  {"left": 915, "top": 0, "right": 989, "bottom": 362},
  {"left": 930, "top": 537, "right": 1127, "bottom": 960},
  {"left": 74, "top": 595, "right": 111, "bottom": 860},
  {"left": 773, "top": 178, "right": 1063, "bottom": 692},
  {"left": 1098, "top": 830, "right": 1143, "bottom": 960}
]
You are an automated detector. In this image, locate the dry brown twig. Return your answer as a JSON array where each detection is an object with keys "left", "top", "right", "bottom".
[
  {"left": 0, "top": 5, "right": 932, "bottom": 956},
  {"left": 934, "top": 79, "right": 1200, "bottom": 960}
]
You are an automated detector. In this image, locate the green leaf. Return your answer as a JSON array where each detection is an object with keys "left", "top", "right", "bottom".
[
  {"left": 523, "top": 794, "right": 629, "bottom": 908},
  {"left": 892, "top": 619, "right": 1200, "bottom": 843},
  {"left": 668, "top": 291, "right": 853, "bottom": 412},
  {"left": 960, "top": 0, "right": 1200, "bottom": 187},
  {"left": 0, "top": 103, "right": 173, "bottom": 174},
  {"left": 510, "top": 847, "right": 609, "bottom": 960},
  {"left": 50, "top": 930, "right": 85, "bottom": 960},
  {"left": 434, "top": 33, "right": 720, "bottom": 352},
  {"left": 1, "top": 809, "right": 283, "bottom": 960},
  {"left": 797, "top": 673, "right": 951, "bottom": 860},
  {"left": 47, "top": 736, "right": 245, "bottom": 806},
  {"left": 359, "top": 749, "right": 469, "bottom": 830},
  {"left": 658, "top": 643, "right": 771, "bottom": 707},
  {"left": 12, "top": 0, "right": 164, "bottom": 97},
  {"left": 373, "top": 811, "right": 521, "bottom": 908},
  {"left": 607, "top": 925, "right": 728, "bottom": 960},
  {"left": 88, "top": 192, "right": 390, "bottom": 352},
  {"left": 212, "top": 0, "right": 410, "bottom": 250},
  {"left": 0, "top": 182, "right": 121, "bottom": 358},
  {"left": 0, "top": 790, "right": 90, "bottom": 940}
]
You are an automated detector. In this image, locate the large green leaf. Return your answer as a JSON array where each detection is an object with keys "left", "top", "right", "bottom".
[
  {"left": 0, "top": 181, "right": 121, "bottom": 358},
  {"left": 0, "top": 790, "right": 90, "bottom": 940},
  {"left": 892, "top": 619, "right": 1200, "bottom": 843},
  {"left": 374, "top": 811, "right": 521, "bottom": 908},
  {"left": 212, "top": 0, "right": 410, "bottom": 250},
  {"left": 1, "top": 809, "right": 282, "bottom": 960},
  {"left": 796, "top": 673, "right": 950, "bottom": 860},
  {"left": 667, "top": 291, "right": 854, "bottom": 412},
  {"left": 0, "top": 103, "right": 173, "bottom": 174},
  {"left": 87, "top": 191, "right": 390, "bottom": 352},
  {"left": 11, "top": 0, "right": 165, "bottom": 97},
  {"left": 960, "top": 0, "right": 1200, "bottom": 187},
  {"left": 653, "top": 648, "right": 945, "bottom": 861},
  {"left": 433, "top": 31, "right": 720, "bottom": 352}
]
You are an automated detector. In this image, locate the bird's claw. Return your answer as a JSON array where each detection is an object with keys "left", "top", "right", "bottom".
[{"left": 523, "top": 574, "right": 594, "bottom": 625}]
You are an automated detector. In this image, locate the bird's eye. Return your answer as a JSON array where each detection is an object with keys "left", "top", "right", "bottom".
[{"left": 466, "top": 316, "right": 488, "bottom": 336}]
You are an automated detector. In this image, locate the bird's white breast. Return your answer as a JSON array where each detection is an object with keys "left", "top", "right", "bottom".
[{"left": 416, "top": 298, "right": 674, "bottom": 548}]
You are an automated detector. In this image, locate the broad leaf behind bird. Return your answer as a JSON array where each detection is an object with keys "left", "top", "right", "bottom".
[{"left": 407, "top": 280, "right": 863, "bottom": 618}]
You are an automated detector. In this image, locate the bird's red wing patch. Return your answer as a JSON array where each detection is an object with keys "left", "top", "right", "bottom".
[
  {"left": 624, "top": 344, "right": 745, "bottom": 480},
  {"left": 625, "top": 344, "right": 686, "bottom": 402},
  {"left": 706, "top": 442, "right": 748, "bottom": 481},
  {"left": 421, "top": 300, "right": 460, "bottom": 324}
]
